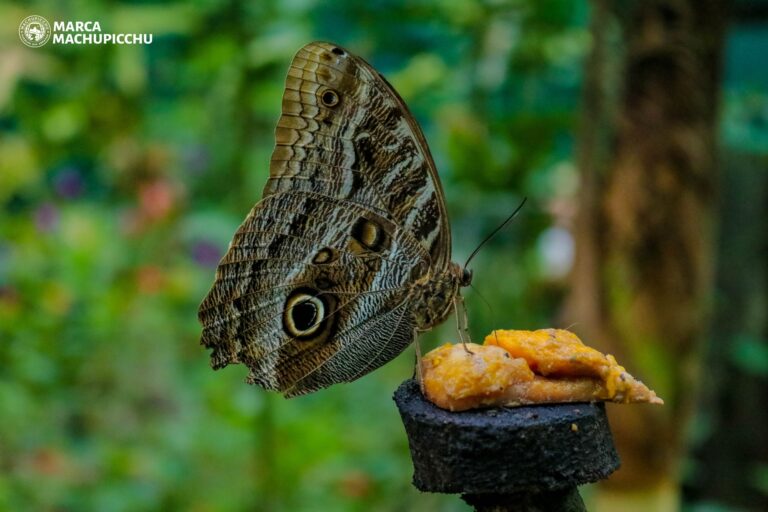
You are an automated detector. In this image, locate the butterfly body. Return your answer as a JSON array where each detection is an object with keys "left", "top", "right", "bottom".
[{"left": 199, "top": 42, "right": 469, "bottom": 396}]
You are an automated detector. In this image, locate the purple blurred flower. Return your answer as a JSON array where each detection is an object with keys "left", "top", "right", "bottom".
[
  {"left": 35, "top": 203, "right": 59, "bottom": 232},
  {"left": 53, "top": 167, "right": 84, "bottom": 199},
  {"left": 191, "top": 240, "right": 222, "bottom": 267}
]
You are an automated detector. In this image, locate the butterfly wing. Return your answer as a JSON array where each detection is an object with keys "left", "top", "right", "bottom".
[
  {"left": 267, "top": 41, "right": 451, "bottom": 268},
  {"left": 199, "top": 42, "right": 453, "bottom": 395}
]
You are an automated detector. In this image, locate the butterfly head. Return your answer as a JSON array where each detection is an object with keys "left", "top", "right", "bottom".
[
  {"left": 460, "top": 267, "right": 473, "bottom": 288},
  {"left": 448, "top": 261, "right": 473, "bottom": 289}
]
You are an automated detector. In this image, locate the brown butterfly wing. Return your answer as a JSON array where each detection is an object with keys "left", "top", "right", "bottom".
[
  {"left": 199, "top": 42, "right": 454, "bottom": 396},
  {"left": 267, "top": 41, "right": 451, "bottom": 268}
]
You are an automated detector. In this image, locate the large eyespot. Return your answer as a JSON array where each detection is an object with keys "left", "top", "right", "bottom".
[
  {"left": 284, "top": 292, "right": 322, "bottom": 337},
  {"left": 319, "top": 88, "right": 340, "bottom": 107},
  {"left": 282, "top": 288, "right": 337, "bottom": 342},
  {"left": 351, "top": 217, "right": 389, "bottom": 253},
  {"left": 331, "top": 47, "right": 345, "bottom": 56}
]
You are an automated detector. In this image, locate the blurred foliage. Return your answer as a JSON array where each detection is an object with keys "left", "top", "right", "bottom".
[
  {"left": 0, "top": 0, "right": 765, "bottom": 511},
  {"left": 0, "top": 1, "right": 589, "bottom": 510}
]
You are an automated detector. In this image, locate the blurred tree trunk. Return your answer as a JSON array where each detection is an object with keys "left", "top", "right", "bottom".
[
  {"left": 565, "top": 0, "right": 728, "bottom": 509},
  {"left": 682, "top": 151, "right": 768, "bottom": 509}
]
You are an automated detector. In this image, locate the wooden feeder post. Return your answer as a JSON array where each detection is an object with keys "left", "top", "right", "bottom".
[{"left": 394, "top": 380, "right": 621, "bottom": 511}]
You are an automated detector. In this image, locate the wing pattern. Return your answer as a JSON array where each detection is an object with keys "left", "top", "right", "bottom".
[{"left": 199, "top": 42, "right": 456, "bottom": 395}]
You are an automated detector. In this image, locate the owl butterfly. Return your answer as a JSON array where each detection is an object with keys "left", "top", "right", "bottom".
[{"left": 198, "top": 41, "right": 471, "bottom": 397}]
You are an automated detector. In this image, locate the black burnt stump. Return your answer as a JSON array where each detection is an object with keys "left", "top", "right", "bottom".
[{"left": 393, "top": 379, "right": 620, "bottom": 512}]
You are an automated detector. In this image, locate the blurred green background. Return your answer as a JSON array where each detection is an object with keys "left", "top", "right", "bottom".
[{"left": 1, "top": 1, "right": 766, "bottom": 511}]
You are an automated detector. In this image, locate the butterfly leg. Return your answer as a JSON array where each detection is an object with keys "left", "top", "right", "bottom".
[
  {"left": 454, "top": 295, "right": 473, "bottom": 353},
  {"left": 414, "top": 337, "right": 426, "bottom": 394}
]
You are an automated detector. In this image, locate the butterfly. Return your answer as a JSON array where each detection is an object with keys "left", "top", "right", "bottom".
[{"left": 198, "top": 42, "right": 471, "bottom": 397}]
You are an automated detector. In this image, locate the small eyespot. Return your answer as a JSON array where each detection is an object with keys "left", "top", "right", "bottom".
[
  {"left": 351, "top": 217, "right": 389, "bottom": 253},
  {"left": 320, "top": 89, "right": 340, "bottom": 107},
  {"left": 356, "top": 219, "right": 380, "bottom": 248},
  {"left": 312, "top": 247, "right": 337, "bottom": 265},
  {"left": 314, "top": 274, "right": 335, "bottom": 290},
  {"left": 331, "top": 47, "right": 345, "bottom": 56}
]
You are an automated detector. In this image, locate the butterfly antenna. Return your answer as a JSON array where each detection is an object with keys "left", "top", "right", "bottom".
[{"left": 463, "top": 197, "right": 527, "bottom": 270}]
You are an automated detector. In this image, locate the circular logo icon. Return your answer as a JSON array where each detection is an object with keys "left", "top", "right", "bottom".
[{"left": 19, "top": 15, "right": 51, "bottom": 48}]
